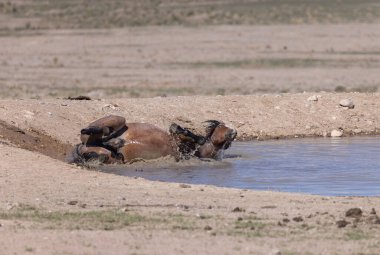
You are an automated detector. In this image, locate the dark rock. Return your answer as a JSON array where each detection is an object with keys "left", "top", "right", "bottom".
[
  {"left": 179, "top": 184, "right": 191, "bottom": 188},
  {"left": 204, "top": 225, "right": 212, "bottom": 231},
  {"left": 237, "top": 217, "right": 243, "bottom": 221},
  {"left": 336, "top": 220, "right": 350, "bottom": 228},
  {"left": 232, "top": 207, "right": 245, "bottom": 212},
  {"left": 68, "top": 200, "right": 78, "bottom": 205},
  {"left": 345, "top": 208, "right": 362, "bottom": 218},
  {"left": 282, "top": 218, "right": 290, "bottom": 223},
  {"left": 293, "top": 216, "right": 304, "bottom": 222},
  {"left": 67, "top": 96, "right": 91, "bottom": 100},
  {"left": 370, "top": 208, "right": 377, "bottom": 215}
]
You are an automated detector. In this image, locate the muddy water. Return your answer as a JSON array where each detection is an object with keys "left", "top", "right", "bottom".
[{"left": 101, "top": 137, "right": 380, "bottom": 196}]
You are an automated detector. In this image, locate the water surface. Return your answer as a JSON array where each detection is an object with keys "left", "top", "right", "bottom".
[{"left": 101, "top": 137, "right": 380, "bottom": 196}]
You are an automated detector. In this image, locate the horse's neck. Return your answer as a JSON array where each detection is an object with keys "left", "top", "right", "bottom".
[{"left": 198, "top": 141, "right": 218, "bottom": 158}]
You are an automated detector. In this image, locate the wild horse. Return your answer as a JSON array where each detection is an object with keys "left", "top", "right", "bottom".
[{"left": 72, "top": 115, "right": 237, "bottom": 164}]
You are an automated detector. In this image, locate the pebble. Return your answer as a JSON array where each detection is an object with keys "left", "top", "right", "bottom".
[
  {"left": 67, "top": 200, "right": 78, "bottom": 205},
  {"left": 331, "top": 129, "right": 343, "bottom": 137},
  {"left": 339, "top": 99, "right": 355, "bottom": 109},
  {"left": 179, "top": 184, "right": 191, "bottom": 188},
  {"left": 232, "top": 207, "right": 245, "bottom": 212},
  {"left": 292, "top": 216, "right": 304, "bottom": 222},
  {"left": 336, "top": 220, "right": 350, "bottom": 228},
  {"left": 204, "top": 225, "right": 212, "bottom": 231},
  {"left": 119, "top": 207, "right": 129, "bottom": 212},
  {"left": 345, "top": 208, "right": 362, "bottom": 218},
  {"left": 307, "top": 95, "right": 319, "bottom": 102}
]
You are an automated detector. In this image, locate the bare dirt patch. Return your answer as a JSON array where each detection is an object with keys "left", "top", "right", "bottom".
[{"left": 0, "top": 119, "right": 72, "bottom": 161}]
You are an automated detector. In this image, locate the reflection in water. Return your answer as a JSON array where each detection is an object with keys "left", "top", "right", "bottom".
[{"left": 101, "top": 136, "right": 380, "bottom": 196}]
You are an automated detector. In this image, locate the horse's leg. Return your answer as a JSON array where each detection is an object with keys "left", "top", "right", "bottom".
[
  {"left": 169, "top": 123, "right": 206, "bottom": 145},
  {"left": 80, "top": 115, "right": 127, "bottom": 145},
  {"left": 77, "top": 144, "right": 120, "bottom": 164}
]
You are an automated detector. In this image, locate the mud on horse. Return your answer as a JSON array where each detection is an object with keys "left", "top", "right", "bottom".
[{"left": 72, "top": 115, "right": 237, "bottom": 164}]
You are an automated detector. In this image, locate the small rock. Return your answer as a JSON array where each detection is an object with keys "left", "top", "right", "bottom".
[
  {"left": 345, "top": 208, "right": 362, "bottom": 218},
  {"left": 336, "top": 220, "right": 350, "bottom": 228},
  {"left": 204, "top": 225, "right": 212, "bottom": 231},
  {"left": 307, "top": 95, "right": 319, "bottom": 102},
  {"left": 370, "top": 208, "right": 377, "bottom": 215},
  {"left": 339, "top": 99, "right": 355, "bottom": 109},
  {"left": 331, "top": 129, "right": 343, "bottom": 137},
  {"left": 282, "top": 218, "right": 290, "bottom": 223},
  {"left": 292, "top": 216, "right": 304, "bottom": 222},
  {"left": 68, "top": 200, "right": 78, "bottom": 205},
  {"left": 119, "top": 207, "right": 129, "bottom": 212},
  {"left": 179, "top": 184, "right": 191, "bottom": 188},
  {"left": 270, "top": 249, "right": 282, "bottom": 255},
  {"left": 232, "top": 207, "right": 245, "bottom": 212},
  {"left": 102, "top": 103, "right": 119, "bottom": 111},
  {"left": 353, "top": 129, "right": 362, "bottom": 134},
  {"left": 365, "top": 215, "right": 380, "bottom": 224},
  {"left": 237, "top": 217, "right": 243, "bottom": 221}
]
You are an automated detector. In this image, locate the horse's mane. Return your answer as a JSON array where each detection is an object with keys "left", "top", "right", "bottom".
[{"left": 204, "top": 120, "right": 224, "bottom": 138}]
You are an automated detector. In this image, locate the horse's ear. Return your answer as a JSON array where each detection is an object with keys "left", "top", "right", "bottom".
[{"left": 203, "top": 120, "right": 223, "bottom": 137}]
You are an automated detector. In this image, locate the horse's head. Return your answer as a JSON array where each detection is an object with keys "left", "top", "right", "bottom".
[{"left": 196, "top": 120, "right": 237, "bottom": 159}]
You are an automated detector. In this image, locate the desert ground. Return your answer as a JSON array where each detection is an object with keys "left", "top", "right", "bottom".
[{"left": 1, "top": 1, "right": 380, "bottom": 254}]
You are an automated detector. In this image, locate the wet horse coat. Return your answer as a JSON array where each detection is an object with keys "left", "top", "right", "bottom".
[{"left": 74, "top": 115, "right": 237, "bottom": 164}]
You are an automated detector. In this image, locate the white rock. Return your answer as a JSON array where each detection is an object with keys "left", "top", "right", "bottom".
[
  {"left": 331, "top": 129, "right": 343, "bottom": 137},
  {"left": 307, "top": 95, "right": 319, "bottom": 101},
  {"left": 339, "top": 99, "right": 354, "bottom": 109}
]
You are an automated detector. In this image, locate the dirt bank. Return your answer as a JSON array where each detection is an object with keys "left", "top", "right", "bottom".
[
  {"left": 0, "top": 93, "right": 379, "bottom": 155},
  {"left": 1, "top": 94, "right": 380, "bottom": 254}
]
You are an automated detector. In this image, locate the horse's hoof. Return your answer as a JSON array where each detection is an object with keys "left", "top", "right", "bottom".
[
  {"left": 197, "top": 137, "right": 206, "bottom": 145},
  {"left": 81, "top": 126, "right": 103, "bottom": 135},
  {"left": 169, "top": 123, "right": 181, "bottom": 134}
]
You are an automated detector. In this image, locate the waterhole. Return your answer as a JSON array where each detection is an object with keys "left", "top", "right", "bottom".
[{"left": 101, "top": 136, "right": 380, "bottom": 196}]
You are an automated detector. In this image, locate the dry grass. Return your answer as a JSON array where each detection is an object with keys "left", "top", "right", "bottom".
[{"left": 1, "top": 0, "right": 380, "bottom": 30}]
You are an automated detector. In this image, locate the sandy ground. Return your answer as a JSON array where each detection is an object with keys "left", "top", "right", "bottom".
[
  {"left": 1, "top": 4, "right": 380, "bottom": 252},
  {"left": 2, "top": 24, "right": 380, "bottom": 99},
  {"left": 0, "top": 94, "right": 380, "bottom": 255}
]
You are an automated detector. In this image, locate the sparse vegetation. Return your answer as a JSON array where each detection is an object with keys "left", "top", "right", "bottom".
[
  {"left": 170, "top": 58, "right": 380, "bottom": 69},
  {"left": 2, "top": 0, "right": 380, "bottom": 30},
  {"left": 0, "top": 204, "right": 150, "bottom": 230}
]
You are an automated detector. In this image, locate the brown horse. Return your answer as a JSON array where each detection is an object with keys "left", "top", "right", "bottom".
[{"left": 72, "top": 115, "right": 237, "bottom": 164}]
